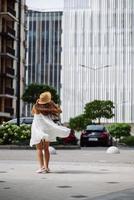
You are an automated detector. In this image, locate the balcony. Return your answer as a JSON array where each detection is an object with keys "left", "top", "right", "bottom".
[
  {"left": 6, "top": 67, "right": 15, "bottom": 76},
  {"left": 0, "top": 26, "right": 16, "bottom": 40},
  {"left": 7, "top": 7, "right": 16, "bottom": 17},
  {"left": 4, "top": 107, "right": 14, "bottom": 115},
  {"left": 6, "top": 46, "right": 15, "bottom": 56},
  {"left": 0, "top": 6, "right": 17, "bottom": 21},
  {"left": 0, "top": 46, "right": 16, "bottom": 59},
  {"left": 0, "top": 46, "right": 15, "bottom": 59},
  {"left": 7, "top": 26, "right": 16, "bottom": 37},
  {"left": 0, "top": 67, "right": 15, "bottom": 79},
  {"left": 0, "top": 53, "right": 16, "bottom": 60},
  {"left": 5, "top": 87, "right": 14, "bottom": 96}
]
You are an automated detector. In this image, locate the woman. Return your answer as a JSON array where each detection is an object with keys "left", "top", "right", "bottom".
[{"left": 30, "top": 91, "right": 70, "bottom": 173}]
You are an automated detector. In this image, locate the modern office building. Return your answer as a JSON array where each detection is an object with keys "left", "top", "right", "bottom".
[
  {"left": 26, "top": 10, "right": 62, "bottom": 91},
  {"left": 26, "top": 10, "right": 62, "bottom": 115},
  {"left": 0, "top": 0, "right": 27, "bottom": 123},
  {"left": 61, "top": 0, "right": 134, "bottom": 123}
]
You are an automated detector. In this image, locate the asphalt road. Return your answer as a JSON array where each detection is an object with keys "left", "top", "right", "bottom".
[{"left": 0, "top": 147, "right": 134, "bottom": 200}]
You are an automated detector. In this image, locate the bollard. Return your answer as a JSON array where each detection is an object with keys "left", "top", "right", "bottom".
[{"left": 106, "top": 146, "right": 120, "bottom": 154}]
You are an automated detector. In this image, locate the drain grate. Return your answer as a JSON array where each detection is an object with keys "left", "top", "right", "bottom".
[
  {"left": 0, "top": 171, "right": 7, "bottom": 173},
  {"left": 57, "top": 185, "right": 72, "bottom": 188},
  {"left": 71, "top": 195, "right": 88, "bottom": 198}
]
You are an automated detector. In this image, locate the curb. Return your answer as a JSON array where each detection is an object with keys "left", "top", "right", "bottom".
[{"left": 0, "top": 145, "right": 81, "bottom": 150}]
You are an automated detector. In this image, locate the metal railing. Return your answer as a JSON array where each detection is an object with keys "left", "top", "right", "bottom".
[
  {"left": 7, "top": 26, "right": 15, "bottom": 36},
  {"left": 6, "top": 67, "right": 15, "bottom": 76},
  {"left": 5, "top": 87, "right": 14, "bottom": 95},
  {"left": 7, "top": 6, "right": 16, "bottom": 17},
  {"left": 6, "top": 46, "right": 15, "bottom": 56}
]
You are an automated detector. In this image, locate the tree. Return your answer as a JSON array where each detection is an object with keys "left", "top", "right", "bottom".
[
  {"left": 69, "top": 114, "right": 91, "bottom": 131},
  {"left": 22, "top": 83, "right": 60, "bottom": 104},
  {"left": 108, "top": 123, "right": 131, "bottom": 140},
  {"left": 84, "top": 100, "right": 115, "bottom": 124}
]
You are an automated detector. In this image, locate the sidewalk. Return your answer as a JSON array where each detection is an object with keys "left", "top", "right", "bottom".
[{"left": 0, "top": 147, "right": 134, "bottom": 200}]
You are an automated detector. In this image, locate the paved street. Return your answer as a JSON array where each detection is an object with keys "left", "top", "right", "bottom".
[{"left": 0, "top": 147, "right": 134, "bottom": 200}]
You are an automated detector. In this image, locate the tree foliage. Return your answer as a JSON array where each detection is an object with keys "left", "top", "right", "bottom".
[
  {"left": 84, "top": 100, "right": 115, "bottom": 123},
  {"left": 108, "top": 123, "right": 131, "bottom": 139},
  {"left": 22, "top": 83, "right": 60, "bottom": 104},
  {"left": 69, "top": 114, "right": 92, "bottom": 131}
]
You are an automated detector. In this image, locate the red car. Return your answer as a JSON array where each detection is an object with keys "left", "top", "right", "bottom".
[
  {"left": 80, "top": 125, "right": 113, "bottom": 147},
  {"left": 56, "top": 129, "right": 78, "bottom": 145}
]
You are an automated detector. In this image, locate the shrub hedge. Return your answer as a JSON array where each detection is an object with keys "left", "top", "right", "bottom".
[
  {"left": 120, "top": 136, "right": 134, "bottom": 146},
  {"left": 0, "top": 123, "right": 31, "bottom": 145}
]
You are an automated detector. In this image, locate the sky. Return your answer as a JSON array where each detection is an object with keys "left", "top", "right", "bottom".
[{"left": 26, "top": 0, "right": 64, "bottom": 10}]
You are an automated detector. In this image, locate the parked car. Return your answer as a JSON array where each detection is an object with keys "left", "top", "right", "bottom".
[
  {"left": 6, "top": 117, "right": 33, "bottom": 125},
  {"left": 56, "top": 129, "right": 78, "bottom": 145},
  {"left": 80, "top": 124, "right": 113, "bottom": 147}
]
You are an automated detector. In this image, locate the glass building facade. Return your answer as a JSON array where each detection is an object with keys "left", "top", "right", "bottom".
[
  {"left": 26, "top": 10, "right": 62, "bottom": 115},
  {"left": 26, "top": 10, "right": 62, "bottom": 91},
  {"left": 61, "top": 0, "right": 134, "bottom": 123}
]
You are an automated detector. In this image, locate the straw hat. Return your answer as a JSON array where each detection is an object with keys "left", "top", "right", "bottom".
[{"left": 37, "top": 91, "right": 51, "bottom": 104}]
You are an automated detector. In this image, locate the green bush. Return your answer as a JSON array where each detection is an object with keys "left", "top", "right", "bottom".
[
  {"left": 107, "top": 123, "right": 131, "bottom": 140},
  {"left": 0, "top": 123, "right": 31, "bottom": 145},
  {"left": 120, "top": 136, "right": 134, "bottom": 146},
  {"left": 69, "top": 114, "right": 91, "bottom": 131}
]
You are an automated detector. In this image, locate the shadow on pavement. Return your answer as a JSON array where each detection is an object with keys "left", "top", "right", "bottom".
[{"left": 50, "top": 170, "right": 111, "bottom": 174}]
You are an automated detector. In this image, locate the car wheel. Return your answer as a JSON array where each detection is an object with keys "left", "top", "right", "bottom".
[
  {"left": 102, "top": 141, "right": 109, "bottom": 147},
  {"left": 80, "top": 142, "right": 85, "bottom": 147}
]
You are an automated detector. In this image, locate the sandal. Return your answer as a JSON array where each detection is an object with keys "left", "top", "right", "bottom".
[
  {"left": 45, "top": 168, "right": 50, "bottom": 173},
  {"left": 36, "top": 167, "right": 46, "bottom": 173}
]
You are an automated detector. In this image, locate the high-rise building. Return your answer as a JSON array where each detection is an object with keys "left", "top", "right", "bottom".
[
  {"left": 0, "top": 0, "right": 27, "bottom": 123},
  {"left": 25, "top": 10, "right": 62, "bottom": 116},
  {"left": 26, "top": 10, "right": 62, "bottom": 91},
  {"left": 61, "top": 0, "right": 134, "bottom": 123}
]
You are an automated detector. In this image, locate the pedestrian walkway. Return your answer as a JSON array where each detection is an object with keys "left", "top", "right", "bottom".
[
  {"left": 0, "top": 148, "right": 134, "bottom": 200},
  {"left": 90, "top": 188, "right": 134, "bottom": 200},
  {"left": 0, "top": 160, "right": 134, "bottom": 200}
]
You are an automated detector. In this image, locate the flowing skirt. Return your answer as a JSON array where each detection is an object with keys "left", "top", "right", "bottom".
[{"left": 30, "top": 114, "right": 70, "bottom": 146}]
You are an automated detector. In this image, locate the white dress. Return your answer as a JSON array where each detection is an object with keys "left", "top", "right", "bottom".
[{"left": 30, "top": 113, "right": 70, "bottom": 147}]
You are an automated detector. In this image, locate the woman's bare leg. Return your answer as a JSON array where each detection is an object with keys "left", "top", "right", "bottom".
[
  {"left": 36, "top": 141, "right": 44, "bottom": 169},
  {"left": 43, "top": 141, "right": 50, "bottom": 171}
]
